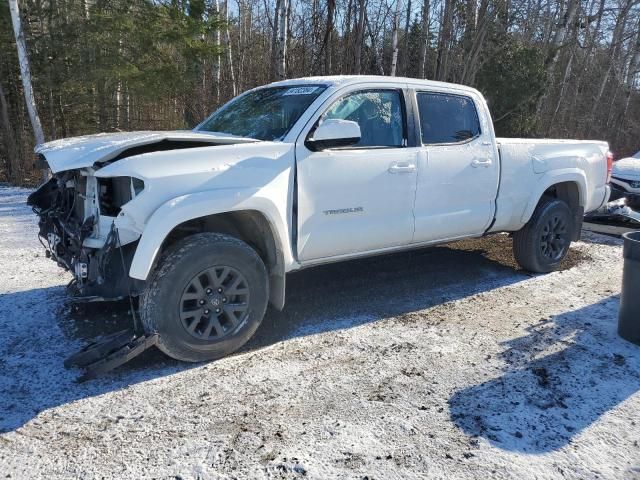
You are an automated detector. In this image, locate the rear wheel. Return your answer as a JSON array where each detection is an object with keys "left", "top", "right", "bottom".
[
  {"left": 140, "top": 233, "right": 269, "bottom": 362},
  {"left": 513, "top": 197, "right": 574, "bottom": 273}
]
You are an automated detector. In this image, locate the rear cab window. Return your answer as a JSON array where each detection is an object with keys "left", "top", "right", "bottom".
[{"left": 416, "top": 92, "right": 481, "bottom": 145}]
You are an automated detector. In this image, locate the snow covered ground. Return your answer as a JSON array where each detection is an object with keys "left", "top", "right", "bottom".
[{"left": 0, "top": 185, "right": 639, "bottom": 479}]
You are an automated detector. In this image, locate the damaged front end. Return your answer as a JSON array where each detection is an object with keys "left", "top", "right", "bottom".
[{"left": 28, "top": 170, "right": 145, "bottom": 302}]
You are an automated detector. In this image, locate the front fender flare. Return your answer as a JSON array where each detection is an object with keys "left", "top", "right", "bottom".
[{"left": 128, "top": 189, "right": 290, "bottom": 284}]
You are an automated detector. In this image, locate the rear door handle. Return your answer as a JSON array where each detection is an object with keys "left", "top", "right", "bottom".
[
  {"left": 389, "top": 162, "right": 417, "bottom": 173},
  {"left": 472, "top": 158, "right": 492, "bottom": 168}
]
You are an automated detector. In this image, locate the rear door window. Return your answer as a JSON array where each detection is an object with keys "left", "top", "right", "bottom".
[{"left": 416, "top": 92, "right": 480, "bottom": 145}]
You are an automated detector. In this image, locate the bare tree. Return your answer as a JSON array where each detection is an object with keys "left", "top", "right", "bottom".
[
  {"left": 275, "top": 0, "right": 290, "bottom": 79},
  {"left": 353, "top": 0, "right": 366, "bottom": 74},
  {"left": 626, "top": 23, "right": 640, "bottom": 87},
  {"left": 8, "top": 0, "right": 45, "bottom": 148},
  {"left": 212, "top": 0, "right": 222, "bottom": 103},
  {"left": 418, "top": 0, "right": 430, "bottom": 78},
  {"left": 365, "top": 11, "right": 385, "bottom": 74},
  {"left": 460, "top": 0, "right": 489, "bottom": 84},
  {"left": 545, "top": 0, "right": 579, "bottom": 72},
  {"left": 224, "top": 0, "right": 238, "bottom": 96},
  {"left": 0, "top": 80, "right": 20, "bottom": 184},
  {"left": 435, "top": 0, "right": 453, "bottom": 81},
  {"left": 390, "top": 0, "right": 402, "bottom": 76},
  {"left": 9, "top": 0, "right": 47, "bottom": 181},
  {"left": 401, "top": 0, "right": 412, "bottom": 75},
  {"left": 586, "top": 0, "right": 637, "bottom": 136},
  {"left": 318, "top": 0, "right": 336, "bottom": 74},
  {"left": 2, "top": 0, "right": 640, "bottom": 185}
]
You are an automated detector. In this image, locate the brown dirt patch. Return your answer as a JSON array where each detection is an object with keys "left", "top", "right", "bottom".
[{"left": 445, "top": 234, "right": 591, "bottom": 271}]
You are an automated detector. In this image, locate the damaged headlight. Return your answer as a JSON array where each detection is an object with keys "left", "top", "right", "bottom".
[{"left": 98, "top": 176, "right": 145, "bottom": 216}]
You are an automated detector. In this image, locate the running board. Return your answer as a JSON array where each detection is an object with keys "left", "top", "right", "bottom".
[{"left": 65, "top": 330, "right": 159, "bottom": 382}]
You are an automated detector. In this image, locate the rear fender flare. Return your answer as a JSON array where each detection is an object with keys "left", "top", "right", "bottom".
[{"left": 521, "top": 170, "right": 587, "bottom": 224}]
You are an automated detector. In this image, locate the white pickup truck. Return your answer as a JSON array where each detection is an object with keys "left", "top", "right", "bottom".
[{"left": 28, "top": 76, "right": 612, "bottom": 363}]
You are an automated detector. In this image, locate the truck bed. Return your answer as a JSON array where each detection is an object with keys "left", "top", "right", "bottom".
[{"left": 490, "top": 138, "right": 610, "bottom": 233}]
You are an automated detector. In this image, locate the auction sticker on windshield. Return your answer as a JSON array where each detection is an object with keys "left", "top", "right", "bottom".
[{"left": 283, "top": 86, "right": 321, "bottom": 96}]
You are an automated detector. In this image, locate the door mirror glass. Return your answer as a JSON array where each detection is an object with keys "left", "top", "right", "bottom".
[{"left": 307, "top": 119, "right": 361, "bottom": 150}]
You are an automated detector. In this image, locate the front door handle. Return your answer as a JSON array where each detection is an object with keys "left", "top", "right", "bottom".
[
  {"left": 471, "top": 158, "right": 492, "bottom": 168},
  {"left": 389, "top": 162, "right": 417, "bottom": 173}
]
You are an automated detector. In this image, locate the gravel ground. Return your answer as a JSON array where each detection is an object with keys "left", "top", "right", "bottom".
[{"left": 0, "top": 186, "right": 639, "bottom": 480}]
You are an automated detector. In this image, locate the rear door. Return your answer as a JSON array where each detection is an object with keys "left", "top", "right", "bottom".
[
  {"left": 412, "top": 90, "right": 499, "bottom": 242},
  {"left": 295, "top": 87, "right": 419, "bottom": 262}
]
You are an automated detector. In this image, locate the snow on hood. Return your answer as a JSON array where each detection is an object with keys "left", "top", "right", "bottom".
[
  {"left": 36, "top": 130, "right": 258, "bottom": 174},
  {"left": 612, "top": 157, "right": 640, "bottom": 180}
]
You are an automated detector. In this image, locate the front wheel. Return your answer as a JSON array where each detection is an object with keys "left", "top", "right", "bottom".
[
  {"left": 140, "top": 233, "right": 269, "bottom": 362},
  {"left": 513, "top": 197, "right": 574, "bottom": 273}
]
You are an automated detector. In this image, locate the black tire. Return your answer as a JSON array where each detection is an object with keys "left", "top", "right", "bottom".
[
  {"left": 140, "top": 233, "right": 269, "bottom": 362},
  {"left": 513, "top": 197, "right": 574, "bottom": 273}
]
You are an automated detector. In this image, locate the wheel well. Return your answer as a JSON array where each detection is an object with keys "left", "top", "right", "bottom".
[
  {"left": 159, "top": 210, "right": 286, "bottom": 309},
  {"left": 541, "top": 181, "right": 584, "bottom": 240},
  {"left": 543, "top": 182, "right": 581, "bottom": 210}
]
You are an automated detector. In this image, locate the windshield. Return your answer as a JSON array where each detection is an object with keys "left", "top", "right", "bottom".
[{"left": 197, "top": 85, "right": 327, "bottom": 141}]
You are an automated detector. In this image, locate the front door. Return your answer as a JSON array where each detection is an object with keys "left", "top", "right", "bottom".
[{"left": 295, "top": 88, "right": 419, "bottom": 262}]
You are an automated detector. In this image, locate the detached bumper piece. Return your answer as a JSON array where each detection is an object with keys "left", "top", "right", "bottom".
[
  {"left": 65, "top": 329, "right": 159, "bottom": 382},
  {"left": 583, "top": 202, "right": 640, "bottom": 237}
]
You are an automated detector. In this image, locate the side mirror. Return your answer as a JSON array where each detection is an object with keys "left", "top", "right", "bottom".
[{"left": 306, "top": 119, "right": 361, "bottom": 151}]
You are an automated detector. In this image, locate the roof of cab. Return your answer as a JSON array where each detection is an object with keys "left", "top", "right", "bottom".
[{"left": 266, "top": 75, "right": 482, "bottom": 96}]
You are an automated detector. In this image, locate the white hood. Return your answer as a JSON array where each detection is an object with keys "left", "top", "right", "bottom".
[
  {"left": 36, "top": 130, "right": 258, "bottom": 173},
  {"left": 612, "top": 157, "right": 640, "bottom": 181}
]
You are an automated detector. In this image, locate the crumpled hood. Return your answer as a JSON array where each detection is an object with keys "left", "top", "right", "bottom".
[
  {"left": 612, "top": 157, "right": 640, "bottom": 180},
  {"left": 36, "top": 130, "right": 259, "bottom": 174}
]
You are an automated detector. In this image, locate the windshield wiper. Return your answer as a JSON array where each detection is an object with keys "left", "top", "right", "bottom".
[{"left": 194, "top": 130, "right": 262, "bottom": 141}]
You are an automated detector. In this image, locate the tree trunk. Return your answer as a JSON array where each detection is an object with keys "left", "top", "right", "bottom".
[
  {"left": 342, "top": 0, "right": 353, "bottom": 73},
  {"left": 401, "top": 0, "right": 411, "bottom": 75},
  {"left": 224, "top": 0, "right": 237, "bottom": 96},
  {"left": 460, "top": 0, "right": 489, "bottom": 85},
  {"left": 275, "top": 0, "right": 289, "bottom": 80},
  {"left": 318, "top": 0, "right": 336, "bottom": 74},
  {"left": 0, "top": 81, "right": 21, "bottom": 184},
  {"left": 569, "top": 0, "right": 605, "bottom": 136},
  {"left": 353, "top": 0, "right": 365, "bottom": 74},
  {"left": 547, "top": 50, "right": 574, "bottom": 135},
  {"left": 390, "top": 0, "right": 402, "bottom": 76},
  {"left": 545, "top": 0, "right": 579, "bottom": 71},
  {"left": 8, "top": 0, "right": 46, "bottom": 181},
  {"left": 418, "top": 0, "right": 430, "bottom": 78},
  {"left": 212, "top": 0, "right": 222, "bottom": 104},
  {"left": 625, "top": 20, "right": 640, "bottom": 86},
  {"left": 435, "top": 0, "right": 453, "bottom": 81},
  {"left": 535, "top": 0, "right": 579, "bottom": 125},
  {"left": 270, "top": 0, "right": 281, "bottom": 77},
  {"left": 365, "top": 12, "right": 384, "bottom": 75},
  {"left": 586, "top": 0, "right": 633, "bottom": 136}
]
